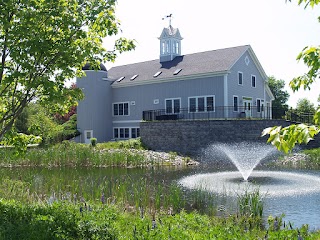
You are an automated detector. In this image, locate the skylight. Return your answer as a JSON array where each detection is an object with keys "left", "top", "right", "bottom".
[
  {"left": 153, "top": 71, "right": 162, "bottom": 78},
  {"left": 116, "top": 76, "right": 125, "bottom": 82},
  {"left": 173, "top": 68, "right": 182, "bottom": 75},
  {"left": 130, "top": 74, "right": 138, "bottom": 81}
]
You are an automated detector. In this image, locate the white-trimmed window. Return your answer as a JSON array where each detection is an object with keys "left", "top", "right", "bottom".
[
  {"left": 188, "top": 95, "right": 215, "bottom": 113},
  {"left": 161, "top": 42, "right": 165, "bottom": 54},
  {"left": 113, "top": 102, "right": 129, "bottom": 116},
  {"left": 238, "top": 72, "right": 243, "bottom": 85},
  {"left": 251, "top": 75, "right": 256, "bottom": 88},
  {"left": 256, "top": 99, "right": 264, "bottom": 113},
  {"left": 165, "top": 98, "right": 181, "bottom": 114},
  {"left": 113, "top": 127, "right": 140, "bottom": 139},
  {"left": 233, "top": 96, "right": 238, "bottom": 112}
]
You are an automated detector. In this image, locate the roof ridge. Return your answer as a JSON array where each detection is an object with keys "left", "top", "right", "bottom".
[{"left": 109, "top": 45, "right": 250, "bottom": 71}]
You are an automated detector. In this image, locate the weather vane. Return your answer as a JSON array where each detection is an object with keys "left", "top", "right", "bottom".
[{"left": 162, "top": 14, "right": 173, "bottom": 26}]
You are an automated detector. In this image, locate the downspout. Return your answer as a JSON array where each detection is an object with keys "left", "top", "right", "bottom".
[{"left": 224, "top": 74, "right": 228, "bottom": 118}]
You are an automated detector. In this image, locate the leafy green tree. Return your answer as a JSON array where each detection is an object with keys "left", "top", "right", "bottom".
[
  {"left": 263, "top": 0, "right": 320, "bottom": 153},
  {"left": 296, "top": 98, "right": 316, "bottom": 114},
  {"left": 0, "top": 0, "right": 135, "bottom": 144},
  {"left": 267, "top": 76, "right": 289, "bottom": 119},
  {"left": 27, "top": 104, "right": 63, "bottom": 145}
]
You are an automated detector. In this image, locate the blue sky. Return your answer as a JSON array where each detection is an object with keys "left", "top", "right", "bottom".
[{"left": 103, "top": 0, "right": 320, "bottom": 108}]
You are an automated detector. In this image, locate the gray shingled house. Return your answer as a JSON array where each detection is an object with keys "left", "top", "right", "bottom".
[{"left": 76, "top": 25, "right": 274, "bottom": 143}]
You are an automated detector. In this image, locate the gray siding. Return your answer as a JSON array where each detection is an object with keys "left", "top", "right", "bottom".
[
  {"left": 228, "top": 50, "right": 269, "bottom": 118},
  {"left": 228, "top": 51, "right": 266, "bottom": 103},
  {"left": 111, "top": 75, "right": 225, "bottom": 123},
  {"left": 76, "top": 71, "right": 113, "bottom": 142}
]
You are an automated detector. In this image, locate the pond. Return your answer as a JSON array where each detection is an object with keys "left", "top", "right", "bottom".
[{"left": 1, "top": 159, "right": 320, "bottom": 230}]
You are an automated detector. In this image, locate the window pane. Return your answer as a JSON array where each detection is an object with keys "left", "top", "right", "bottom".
[
  {"left": 113, "top": 104, "right": 118, "bottom": 116},
  {"left": 119, "top": 103, "right": 124, "bottom": 115},
  {"left": 131, "top": 128, "right": 136, "bottom": 138},
  {"left": 125, "top": 128, "right": 129, "bottom": 138},
  {"left": 166, "top": 99, "right": 172, "bottom": 114},
  {"left": 124, "top": 103, "right": 129, "bottom": 115},
  {"left": 198, "top": 97, "right": 205, "bottom": 112},
  {"left": 238, "top": 72, "right": 243, "bottom": 85},
  {"left": 174, "top": 99, "right": 180, "bottom": 113},
  {"left": 207, "top": 97, "right": 214, "bottom": 112},
  {"left": 114, "top": 129, "right": 118, "bottom": 138},
  {"left": 252, "top": 76, "right": 256, "bottom": 87},
  {"left": 189, "top": 98, "right": 196, "bottom": 112},
  {"left": 233, "top": 97, "right": 238, "bottom": 112},
  {"left": 137, "top": 128, "right": 140, "bottom": 137},
  {"left": 86, "top": 131, "right": 91, "bottom": 139},
  {"left": 120, "top": 128, "right": 124, "bottom": 138},
  {"left": 257, "top": 99, "right": 261, "bottom": 112}
]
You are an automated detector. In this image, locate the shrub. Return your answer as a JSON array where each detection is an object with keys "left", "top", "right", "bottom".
[{"left": 90, "top": 138, "right": 97, "bottom": 147}]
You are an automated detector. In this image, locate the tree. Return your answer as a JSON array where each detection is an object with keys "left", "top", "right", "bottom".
[
  {"left": 267, "top": 76, "right": 289, "bottom": 119},
  {"left": 296, "top": 98, "right": 315, "bottom": 114},
  {"left": 0, "top": 0, "right": 135, "bottom": 143},
  {"left": 263, "top": 0, "right": 320, "bottom": 153}
]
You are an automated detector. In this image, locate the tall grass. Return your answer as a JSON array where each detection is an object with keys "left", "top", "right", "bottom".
[
  {"left": 0, "top": 140, "right": 149, "bottom": 167},
  {"left": 0, "top": 199, "right": 317, "bottom": 239},
  {"left": 236, "top": 187, "right": 265, "bottom": 229}
]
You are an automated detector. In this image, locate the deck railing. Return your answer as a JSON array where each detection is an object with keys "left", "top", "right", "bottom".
[{"left": 142, "top": 106, "right": 273, "bottom": 121}]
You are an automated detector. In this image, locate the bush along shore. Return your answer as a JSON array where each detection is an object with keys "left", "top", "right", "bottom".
[
  {"left": 0, "top": 188, "right": 318, "bottom": 239},
  {"left": 0, "top": 138, "right": 198, "bottom": 168},
  {"left": 268, "top": 148, "right": 320, "bottom": 169}
]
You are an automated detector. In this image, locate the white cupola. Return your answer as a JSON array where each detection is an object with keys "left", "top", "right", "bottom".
[{"left": 158, "top": 18, "right": 183, "bottom": 63}]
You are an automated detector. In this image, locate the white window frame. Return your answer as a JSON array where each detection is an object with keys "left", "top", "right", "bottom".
[
  {"left": 165, "top": 97, "right": 181, "bottom": 114},
  {"left": 251, "top": 75, "right": 256, "bottom": 88},
  {"left": 113, "top": 127, "right": 140, "bottom": 139},
  {"left": 113, "top": 102, "right": 130, "bottom": 116},
  {"left": 256, "top": 98, "right": 264, "bottom": 113},
  {"left": 188, "top": 95, "right": 215, "bottom": 113},
  {"left": 233, "top": 95, "right": 239, "bottom": 112},
  {"left": 84, "top": 130, "right": 93, "bottom": 144},
  {"left": 238, "top": 72, "right": 243, "bottom": 86},
  {"left": 161, "top": 41, "right": 165, "bottom": 55}
]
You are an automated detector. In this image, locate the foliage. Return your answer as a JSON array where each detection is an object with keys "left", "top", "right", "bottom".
[
  {"left": 264, "top": 0, "right": 320, "bottom": 153},
  {"left": 54, "top": 83, "right": 78, "bottom": 124},
  {"left": 0, "top": 141, "right": 150, "bottom": 167},
  {"left": 296, "top": 98, "right": 316, "bottom": 114},
  {"left": 0, "top": 0, "right": 135, "bottom": 145},
  {"left": 262, "top": 124, "right": 319, "bottom": 153},
  {"left": 0, "top": 130, "right": 41, "bottom": 153},
  {"left": 90, "top": 137, "right": 97, "bottom": 147},
  {"left": 96, "top": 138, "right": 147, "bottom": 150},
  {"left": 27, "top": 104, "right": 64, "bottom": 146},
  {"left": 267, "top": 76, "right": 289, "bottom": 119},
  {"left": 0, "top": 199, "right": 318, "bottom": 240}
]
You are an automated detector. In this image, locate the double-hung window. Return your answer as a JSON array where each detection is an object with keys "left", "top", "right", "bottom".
[
  {"left": 238, "top": 72, "right": 243, "bottom": 85},
  {"left": 113, "top": 102, "right": 129, "bottom": 116},
  {"left": 114, "top": 127, "right": 139, "bottom": 139},
  {"left": 251, "top": 75, "right": 256, "bottom": 88},
  {"left": 233, "top": 96, "right": 238, "bottom": 112},
  {"left": 165, "top": 98, "right": 180, "bottom": 114},
  {"left": 188, "top": 96, "right": 215, "bottom": 113}
]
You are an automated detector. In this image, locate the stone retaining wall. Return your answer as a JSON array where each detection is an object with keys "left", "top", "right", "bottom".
[{"left": 140, "top": 120, "right": 319, "bottom": 155}]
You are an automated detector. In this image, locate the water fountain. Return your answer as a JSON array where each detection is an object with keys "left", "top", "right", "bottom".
[
  {"left": 179, "top": 141, "right": 320, "bottom": 228},
  {"left": 179, "top": 142, "right": 320, "bottom": 197}
]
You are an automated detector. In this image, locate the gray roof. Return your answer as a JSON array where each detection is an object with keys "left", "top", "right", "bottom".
[{"left": 109, "top": 45, "right": 250, "bottom": 84}]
